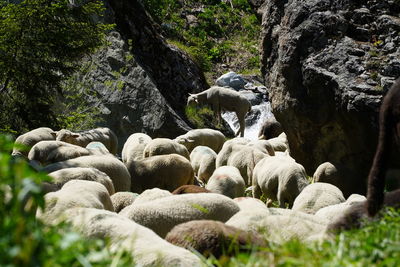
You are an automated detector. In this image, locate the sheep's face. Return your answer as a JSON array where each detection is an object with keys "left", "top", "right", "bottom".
[
  {"left": 55, "top": 129, "right": 80, "bottom": 145},
  {"left": 175, "top": 137, "right": 195, "bottom": 151}
]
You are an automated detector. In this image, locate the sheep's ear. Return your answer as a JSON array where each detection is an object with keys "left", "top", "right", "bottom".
[
  {"left": 50, "top": 131, "right": 57, "bottom": 138},
  {"left": 72, "top": 134, "right": 80, "bottom": 138},
  {"left": 186, "top": 138, "right": 195, "bottom": 143}
]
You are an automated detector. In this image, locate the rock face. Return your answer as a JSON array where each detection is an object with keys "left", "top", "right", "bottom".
[
  {"left": 70, "top": 0, "right": 212, "bottom": 152},
  {"left": 257, "top": 0, "right": 400, "bottom": 195},
  {"left": 77, "top": 32, "right": 193, "bottom": 151}
]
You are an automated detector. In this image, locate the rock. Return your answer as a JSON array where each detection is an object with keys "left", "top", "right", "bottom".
[
  {"left": 216, "top": 71, "right": 247, "bottom": 90},
  {"left": 76, "top": 32, "right": 193, "bottom": 152},
  {"left": 257, "top": 0, "right": 400, "bottom": 196}
]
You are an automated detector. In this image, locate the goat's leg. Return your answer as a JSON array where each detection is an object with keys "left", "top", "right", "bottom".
[{"left": 236, "top": 112, "right": 245, "bottom": 137}]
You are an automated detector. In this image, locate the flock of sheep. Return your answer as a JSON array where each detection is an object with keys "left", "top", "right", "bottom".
[{"left": 9, "top": 115, "right": 380, "bottom": 266}]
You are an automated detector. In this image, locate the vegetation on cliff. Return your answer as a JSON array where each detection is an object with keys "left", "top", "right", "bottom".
[{"left": 140, "top": 0, "right": 261, "bottom": 82}]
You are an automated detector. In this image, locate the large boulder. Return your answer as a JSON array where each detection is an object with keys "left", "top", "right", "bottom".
[{"left": 257, "top": 0, "right": 400, "bottom": 195}]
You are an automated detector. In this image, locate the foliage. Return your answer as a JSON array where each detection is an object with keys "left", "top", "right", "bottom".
[
  {"left": 55, "top": 65, "right": 105, "bottom": 131},
  {"left": 0, "top": 134, "right": 134, "bottom": 266},
  {"left": 185, "top": 105, "right": 215, "bottom": 128},
  {"left": 142, "top": 0, "right": 260, "bottom": 76},
  {"left": 0, "top": 0, "right": 112, "bottom": 135}
]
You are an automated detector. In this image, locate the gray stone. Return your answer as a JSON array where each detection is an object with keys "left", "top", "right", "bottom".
[
  {"left": 216, "top": 71, "right": 247, "bottom": 90},
  {"left": 257, "top": 0, "right": 400, "bottom": 196}
]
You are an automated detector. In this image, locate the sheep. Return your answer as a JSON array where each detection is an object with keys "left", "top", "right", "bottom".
[
  {"left": 258, "top": 117, "right": 283, "bottom": 140},
  {"left": 313, "top": 161, "right": 357, "bottom": 198},
  {"left": 215, "top": 138, "right": 251, "bottom": 167},
  {"left": 46, "top": 167, "right": 115, "bottom": 195},
  {"left": 190, "top": 146, "right": 217, "bottom": 183},
  {"left": 28, "top": 140, "right": 104, "bottom": 166},
  {"left": 315, "top": 194, "right": 366, "bottom": 221},
  {"left": 86, "top": 141, "right": 111, "bottom": 154},
  {"left": 12, "top": 127, "right": 55, "bottom": 157},
  {"left": 165, "top": 220, "right": 266, "bottom": 258},
  {"left": 266, "top": 132, "right": 289, "bottom": 152},
  {"left": 226, "top": 146, "right": 268, "bottom": 186},
  {"left": 226, "top": 208, "right": 329, "bottom": 244},
  {"left": 233, "top": 197, "right": 267, "bottom": 211},
  {"left": 205, "top": 166, "right": 246, "bottom": 198},
  {"left": 126, "top": 154, "right": 194, "bottom": 193},
  {"left": 52, "top": 127, "right": 118, "bottom": 155},
  {"left": 133, "top": 188, "right": 173, "bottom": 205},
  {"left": 65, "top": 208, "right": 203, "bottom": 266},
  {"left": 121, "top": 133, "right": 152, "bottom": 163},
  {"left": 174, "top": 128, "right": 226, "bottom": 153},
  {"left": 119, "top": 193, "right": 240, "bottom": 238},
  {"left": 36, "top": 180, "right": 114, "bottom": 224},
  {"left": 292, "top": 182, "right": 346, "bottom": 214},
  {"left": 142, "top": 138, "right": 190, "bottom": 160},
  {"left": 248, "top": 139, "right": 275, "bottom": 156},
  {"left": 252, "top": 155, "right": 309, "bottom": 208},
  {"left": 110, "top": 192, "right": 139, "bottom": 213},
  {"left": 367, "top": 78, "right": 400, "bottom": 216},
  {"left": 327, "top": 189, "right": 400, "bottom": 232},
  {"left": 172, "top": 185, "right": 211, "bottom": 194},
  {"left": 42, "top": 155, "right": 131, "bottom": 192},
  {"left": 187, "top": 86, "right": 252, "bottom": 137}
]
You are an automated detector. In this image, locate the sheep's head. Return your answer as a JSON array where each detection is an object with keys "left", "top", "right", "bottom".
[
  {"left": 175, "top": 137, "right": 195, "bottom": 151},
  {"left": 187, "top": 94, "right": 198, "bottom": 106},
  {"left": 53, "top": 129, "right": 80, "bottom": 144}
]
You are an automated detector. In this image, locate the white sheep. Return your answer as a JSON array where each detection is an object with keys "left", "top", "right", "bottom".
[
  {"left": 187, "top": 86, "right": 252, "bottom": 137},
  {"left": 28, "top": 140, "right": 104, "bottom": 165},
  {"left": 42, "top": 155, "right": 131, "bottom": 192},
  {"left": 190, "top": 146, "right": 217, "bottom": 183},
  {"left": 215, "top": 138, "right": 251, "bottom": 167},
  {"left": 52, "top": 127, "right": 118, "bottom": 155},
  {"left": 133, "top": 188, "right": 173, "bottom": 205},
  {"left": 226, "top": 208, "right": 329, "bottom": 244},
  {"left": 119, "top": 193, "right": 240, "bottom": 238},
  {"left": 292, "top": 182, "right": 346, "bottom": 214},
  {"left": 226, "top": 146, "right": 268, "bottom": 186},
  {"left": 266, "top": 132, "right": 289, "bottom": 153},
  {"left": 233, "top": 197, "right": 268, "bottom": 211},
  {"left": 121, "top": 133, "right": 152, "bottom": 163},
  {"left": 174, "top": 128, "right": 226, "bottom": 153},
  {"left": 47, "top": 167, "right": 115, "bottom": 195},
  {"left": 248, "top": 139, "right": 275, "bottom": 156},
  {"left": 315, "top": 194, "right": 366, "bottom": 221},
  {"left": 86, "top": 141, "right": 111, "bottom": 154},
  {"left": 205, "top": 166, "right": 246, "bottom": 198},
  {"left": 126, "top": 154, "right": 194, "bottom": 193},
  {"left": 65, "top": 208, "right": 202, "bottom": 266},
  {"left": 36, "top": 180, "right": 114, "bottom": 224},
  {"left": 142, "top": 138, "right": 190, "bottom": 160},
  {"left": 110, "top": 192, "right": 139, "bottom": 213},
  {"left": 252, "top": 155, "right": 309, "bottom": 207},
  {"left": 12, "top": 127, "right": 55, "bottom": 157}
]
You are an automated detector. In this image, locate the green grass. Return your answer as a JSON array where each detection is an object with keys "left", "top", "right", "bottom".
[{"left": 143, "top": 0, "right": 261, "bottom": 76}]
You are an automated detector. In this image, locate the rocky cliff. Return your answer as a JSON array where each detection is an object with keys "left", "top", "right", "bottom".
[
  {"left": 255, "top": 0, "right": 400, "bottom": 196},
  {"left": 71, "top": 0, "right": 210, "bottom": 151}
]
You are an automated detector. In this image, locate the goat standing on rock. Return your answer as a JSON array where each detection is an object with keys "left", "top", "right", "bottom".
[{"left": 187, "top": 86, "right": 251, "bottom": 137}]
